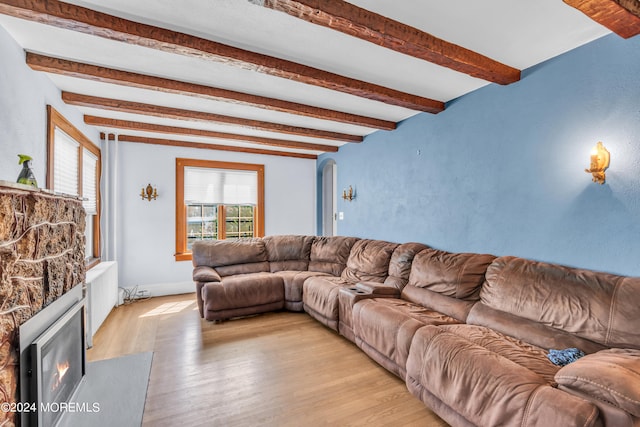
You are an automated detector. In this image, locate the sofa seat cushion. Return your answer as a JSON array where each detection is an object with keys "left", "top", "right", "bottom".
[
  {"left": 352, "top": 298, "right": 460, "bottom": 378},
  {"left": 406, "top": 325, "right": 600, "bottom": 427},
  {"left": 273, "top": 270, "right": 331, "bottom": 312},
  {"left": 440, "top": 324, "right": 560, "bottom": 386},
  {"left": 201, "top": 272, "right": 284, "bottom": 321},
  {"left": 303, "top": 275, "right": 349, "bottom": 330}
]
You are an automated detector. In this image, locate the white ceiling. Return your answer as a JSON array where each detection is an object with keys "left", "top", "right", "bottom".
[{"left": 0, "top": 0, "right": 610, "bottom": 157}]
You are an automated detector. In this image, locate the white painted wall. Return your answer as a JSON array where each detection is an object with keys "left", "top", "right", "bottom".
[
  {"left": 112, "top": 140, "right": 316, "bottom": 293},
  {"left": 0, "top": 25, "right": 99, "bottom": 184},
  {"left": 0, "top": 24, "right": 317, "bottom": 296}
]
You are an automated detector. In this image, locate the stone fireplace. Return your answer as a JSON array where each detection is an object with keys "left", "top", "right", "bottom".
[{"left": 0, "top": 183, "right": 86, "bottom": 427}]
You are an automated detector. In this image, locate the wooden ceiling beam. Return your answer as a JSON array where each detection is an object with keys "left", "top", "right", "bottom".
[
  {"left": 61, "top": 92, "right": 363, "bottom": 142},
  {"left": 563, "top": 0, "right": 640, "bottom": 38},
  {"left": 84, "top": 116, "right": 339, "bottom": 152},
  {"left": 0, "top": 0, "right": 443, "bottom": 112},
  {"left": 253, "top": 0, "right": 520, "bottom": 85},
  {"left": 27, "top": 52, "right": 395, "bottom": 130},
  {"left": 116, "top": 135, "right": 317, "bottom": 160}
]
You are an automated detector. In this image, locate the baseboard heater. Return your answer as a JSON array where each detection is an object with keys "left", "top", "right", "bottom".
[{"left": 84, "top": 261, "right": 118, "bottom": 347}]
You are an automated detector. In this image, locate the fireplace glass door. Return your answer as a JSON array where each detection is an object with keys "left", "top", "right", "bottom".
[{"left": 30, "top": 302, "right": 86, "bottom": 427}]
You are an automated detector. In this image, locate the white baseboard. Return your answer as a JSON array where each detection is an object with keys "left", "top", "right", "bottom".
[{"left": 118, "top": 281, "right": 194, "bottom": 304}]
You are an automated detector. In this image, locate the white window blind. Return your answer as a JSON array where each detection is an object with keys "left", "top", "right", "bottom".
[
  {"left": 185, "top": 167, "right": 257, "bottom": 205},
  {"left": 82, "top": 149, "right": 98, "bottom": 215},
  {"left": 53, "top": 128, "right": 79, "bottom": 196}
]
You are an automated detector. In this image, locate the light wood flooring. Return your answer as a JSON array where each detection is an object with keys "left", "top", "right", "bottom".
[{"left": 87, "top": 293, "right": 448, "bottom": 427}]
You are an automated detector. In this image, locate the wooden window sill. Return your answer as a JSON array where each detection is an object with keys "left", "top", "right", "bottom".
[{"left": 175, "top": 252, "right": 192, "bottom": 262}]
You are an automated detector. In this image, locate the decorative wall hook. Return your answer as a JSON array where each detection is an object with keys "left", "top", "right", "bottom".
[
  {"left": 141, "top": 184, "right": 158, "bottom": 201},
  {"left": 584, "top": 142, "right": 610, "bottom": 185},
  {"left": 342, "top": 185, "right": 355, "bottom": 202}
]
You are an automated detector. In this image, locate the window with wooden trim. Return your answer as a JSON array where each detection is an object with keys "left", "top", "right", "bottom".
[
  {"left": 47, "top": 106, "right": 101, "bottom": 268},
  {"left": 175, "top": 158, "right": 264, "bottom": 261}
]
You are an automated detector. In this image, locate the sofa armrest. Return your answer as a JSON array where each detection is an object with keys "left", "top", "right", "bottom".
[
  {"left": 193, "top": 266, "right": 221, "bottom": 283},
  {"left": 355, "top": 281, "right": 400, "bottom": 298},
  {"left": 555, "top": 348, "right": 640, "bottom": 417}
]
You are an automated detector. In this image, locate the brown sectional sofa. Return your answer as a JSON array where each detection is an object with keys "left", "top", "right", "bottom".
[
  {"left": 352, "top": 248, "right": 496, "bottom": 379},
  {"left": 192, "top": 235, "right": 640, "bottom": 427},
  {"left": 304, "top": 239, "right": 398, "bottom": 330}
]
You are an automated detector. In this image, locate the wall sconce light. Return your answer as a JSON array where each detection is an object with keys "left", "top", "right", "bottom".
[
  {"left": 584, "top": 142, "right": 610, "bottom": 185},
  {"left": 342, "top": 185, "right": 355, "bottom": 202},
  {"left": 141, "top": 183, "right": 158, "bottom": 201}
]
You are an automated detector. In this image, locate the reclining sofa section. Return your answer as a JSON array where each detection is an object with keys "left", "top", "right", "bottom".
[{"left": 192, "top": 235, "right": 640, "bottom": 427}]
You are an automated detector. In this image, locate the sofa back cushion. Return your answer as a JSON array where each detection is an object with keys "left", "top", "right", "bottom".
[
  {"left": 341, "top": 239, "right": 399, "bottom": 283},
  {"left": 384, "top": 242, "right": 429, "bottom": 290},
  {"left": 401, "top": 248, "right": 496, "bottom": 322},
  {"left": 470, "top": 256, "right": 640, "bottom": 350},
  {"left": 308, "top": 236, "right": 358, "bottom": 276},
  {"left": 263, "top": 235, "right": 314, "bottom": 272},
  {"left": 191, "top": 238, "right": 269, "bottom": 277}
]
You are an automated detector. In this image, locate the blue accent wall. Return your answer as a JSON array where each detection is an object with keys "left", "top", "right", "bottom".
[{"left": 318, "top": 34, "right": 640, "bottom": 277}]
